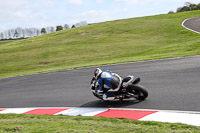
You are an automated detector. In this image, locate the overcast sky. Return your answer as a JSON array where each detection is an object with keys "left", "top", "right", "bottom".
[{"left": 0, "top": 0, "right": 199, "bottom": 32}]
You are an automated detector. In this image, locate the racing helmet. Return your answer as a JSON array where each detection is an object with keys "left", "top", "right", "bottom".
[{"left": 93, "top": 68, "right": 102, "bottom": 79}]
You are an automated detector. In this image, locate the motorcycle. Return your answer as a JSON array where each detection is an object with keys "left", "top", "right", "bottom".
[{"left": 90, "top": 75, "right": 148, "bottom": 102}]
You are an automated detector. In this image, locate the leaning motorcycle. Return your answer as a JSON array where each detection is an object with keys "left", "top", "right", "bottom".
[{"left": 90, "top": 75, "right": 148, "bottom": 102}]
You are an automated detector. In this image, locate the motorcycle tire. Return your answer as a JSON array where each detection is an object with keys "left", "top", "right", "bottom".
[
  {"left": 91, "top": 77, "right": 96, "bottom": 84},
  {"left": 130, "top": 84, "right": 148, "bottom": 100},
  {"left": 92, "top": 92, "right": 103, "bottom": 100}
]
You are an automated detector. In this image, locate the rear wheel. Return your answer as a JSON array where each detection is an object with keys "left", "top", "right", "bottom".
[{"left": 129, "top": 85, "right": 148, "bottom": 100}]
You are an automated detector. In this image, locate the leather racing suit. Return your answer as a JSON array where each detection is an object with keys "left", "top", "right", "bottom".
[{"left": 96, "top": 70, "right": 122, "bottom": 100}]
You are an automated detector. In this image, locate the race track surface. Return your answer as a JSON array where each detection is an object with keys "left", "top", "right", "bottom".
[
  {"left": 182, "top": 17, "right": 200, "bottom": 33},
  {"left": 0, "top": 56, "right": 200, "bottom": 111}
]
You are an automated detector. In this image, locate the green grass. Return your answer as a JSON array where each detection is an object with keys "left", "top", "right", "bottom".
[
  {"left": 0, "top": 40, "right": 16, "bottom": 45},
  {"left": 0, "top": 114, "right": 199, "bottom": 133},
  {"left": 1, "top": 11, "right": 200, "bottom": 78}
]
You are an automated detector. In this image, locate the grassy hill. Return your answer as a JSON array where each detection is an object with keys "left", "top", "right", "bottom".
[
  {"left": 0, "top": 10, "right": 200, "bottom": 78},
  {"left": 0, "top": 40, "right": 15, "bottom": 45},
  {"left": 0, "top": 114, "right": 200, "bottom": 133}
]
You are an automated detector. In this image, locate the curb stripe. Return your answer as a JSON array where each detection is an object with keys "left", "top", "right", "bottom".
[
  {"left": 55, "top": 108, "right": 108, "bottom": 116},
  {"left": 0, "top": 108, "right": 35, "bottom": 114},
  {"left": 94, "top": 109, "right": 157, "bottom": 120},
  {"left": 140, "top": 111, "right": 200, "bottom": 126},
  {"left": 0, "top": 108, "right": 200, "bottom": 126},
  {"left": 24, "top": 108, "right": 69, "bottom": 115}
]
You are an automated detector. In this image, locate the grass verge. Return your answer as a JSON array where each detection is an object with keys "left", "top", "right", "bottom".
[
  {"left": 0, "top": 11, "right": 200, "bottom": 78},
  {"left": 0, "top": 114, "right": 199, "bottom": 133},
  {"left": 0, "top": 40, "right": 16, "bottom": 45}
]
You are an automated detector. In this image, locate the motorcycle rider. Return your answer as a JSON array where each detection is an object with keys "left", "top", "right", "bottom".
[{"left": 93, "top": 68, "right": 122, "bottom": 100}]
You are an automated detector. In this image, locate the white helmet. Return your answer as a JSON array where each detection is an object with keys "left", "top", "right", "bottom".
[{"left": 93, "top": 68, "right": 102, "bottom": 79}]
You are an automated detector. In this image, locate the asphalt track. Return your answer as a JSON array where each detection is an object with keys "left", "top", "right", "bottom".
[
  {"left": 1, "top": 17, "right": 200, "bottom": 112},
  {"left": 0, "top": 56, "right": 200, "bottom": 111},
  {"left": 182, "top": 17, "right": 200, "bottom": 33}
]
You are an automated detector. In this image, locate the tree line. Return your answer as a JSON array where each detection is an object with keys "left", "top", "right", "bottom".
[
  {"left": 169, "top": 2, "right": 200, "bottom": 14},
  {"left": 0, "top": 21, "right": 88, "bottom": 40}
]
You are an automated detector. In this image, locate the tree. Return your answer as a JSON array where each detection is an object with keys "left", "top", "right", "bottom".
[
  {"left": 56, "top": 25, "right": 63, "bottom": 31},
  {"left": 41, "top": 28, "right": 46, "bottom": 34},
  {"left": 8, "top": 30, "right": 12, "bottom": 39},
  {"left": 49, "top": 26, "right": 55, "bottom": 33},
  {"left": 14, "top": 29, "right": 19, "bottom": 38},
  {"left": 74, "top": 21, "right": 88, "bottom": 28},
  {"left": 0, "top": 33, "right": 4, "bottom": 40},
  {"left": 10, "top": 29, "right": 15, "bottom": 38},
  {"left": 29, "top": 28, "right": 38, "bottom": 37},
  {"left": 80, "top": 21, "right": 88, "bottom": 26},
  {"left": 45, "top": 26, "right": 55, "bottom": 33},
  {"left": 177, "top": 7, "right": 182, "bottom": 12},
  {"left": 21, "top": 29, "right": 26, "bottom": 38},
  {"left": 0, "top": 27, "right": 41, "bottom": 40},
  {"left": 24, "top": 28, "right": 29, "bottom": 37},
  {"left": 168, "top": 11, "right": 174, "bottom": 14},
  {"left": 189, "top": 4, "right": 198, "bottom": 10},
  {"left": 3, "top": 31, "right": 9, "bottom": 39},
  {"left": 197, "top": 3, "right": 200, "bottom": 10},
  {"left": 71, "top": 25, "right": 75, "bottom": 28},
  {"left": 177, "top": 6, "right": 189, "bottom": 12},
  {"left": 185, "top": 2, "right": 191, "bottom": 7},
  {"left": 176, "top": 2, "right": 200, "bottom": 13},
  {"left": 36, "top": 29, "right": 40, "bottom": 36},
  {"left": 16, "top": 27, "right": 22, "bottom": 38},
  {"left": 64, "top": 24, "right": 70, "bottom": 30}
]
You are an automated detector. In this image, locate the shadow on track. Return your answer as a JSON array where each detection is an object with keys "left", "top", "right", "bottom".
[{"left": 80, "top": 99, "right": 142, "bottom": 108}]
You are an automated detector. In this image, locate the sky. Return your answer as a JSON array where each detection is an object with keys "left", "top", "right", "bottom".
[{"left": 0, "top": 0, "right": 199, "bottom": 32}]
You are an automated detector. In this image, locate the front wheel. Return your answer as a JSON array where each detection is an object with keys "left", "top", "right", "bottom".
[
  {"left": 129, "top": 85, "right": 148, "bottom": 100},
  {"left": 92, "top": 92, "right": 103, "bottom": 100}
]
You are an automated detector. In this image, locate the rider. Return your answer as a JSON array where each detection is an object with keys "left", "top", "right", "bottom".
[{"left": 93, "top": 68, "right": 122, "bottom": 100}]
